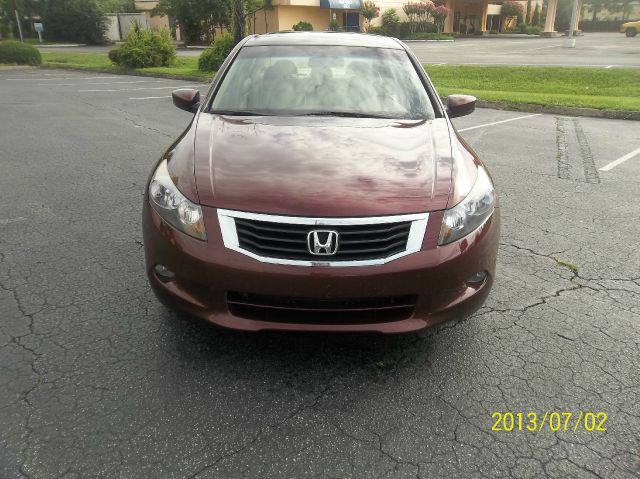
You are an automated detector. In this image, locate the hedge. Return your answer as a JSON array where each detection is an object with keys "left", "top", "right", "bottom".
[
  {"left": 0, "top": 41, "right": 42, "bottom": 65},
  {"left": 198, "top": 34, "right": 234, "bottom": 72}
]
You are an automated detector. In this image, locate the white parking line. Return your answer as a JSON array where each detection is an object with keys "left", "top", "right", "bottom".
[
  {"left": 40, "top": 80, "right": 168, "bottom": 86},
  {"left": 128, "top": 95, "right": 172, "bottom": 100},
  {"left": 6, "top": 76, "right": 120, "bottom": 81},
  {"left": 599, "top": 146, "right": 640, "bottom": 171},
  {"left": 79, "top": 85, "right": 201, "bottom": 92},
  {"left": 458, "top": 114, "right": 541, "bottom": 132}
]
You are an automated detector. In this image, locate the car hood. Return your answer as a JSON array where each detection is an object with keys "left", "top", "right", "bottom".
[{"left": 193, "top": 114, "right": 454, "bottom": 217}]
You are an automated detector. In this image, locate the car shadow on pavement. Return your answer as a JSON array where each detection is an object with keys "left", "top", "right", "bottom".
[{"left": 160, "top": 309, "right": 451, "bottom": 383}]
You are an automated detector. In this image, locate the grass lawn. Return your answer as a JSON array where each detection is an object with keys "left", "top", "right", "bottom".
[
  {"left": 40, "top": 52, "right": 211, "bottom": 81},
  {"left": 425, "top": 65, "right": 640, "bottom": 112}
]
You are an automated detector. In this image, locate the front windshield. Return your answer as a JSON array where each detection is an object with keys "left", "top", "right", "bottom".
[{"left": 210, "top": 45, "right": 435, "bottom": 120}]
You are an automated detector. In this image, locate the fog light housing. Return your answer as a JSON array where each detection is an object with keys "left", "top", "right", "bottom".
[
  {"left": 154, "top": 264, "right": 175, "bottom": 281},
  {"left": 466, "top": 271, "right": 487, "bottom": 284}
]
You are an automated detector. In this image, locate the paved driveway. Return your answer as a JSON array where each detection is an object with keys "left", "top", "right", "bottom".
[
  {"left": 410, "top": 32, "right": 640, "bottom": 67},
  {"left": 1, "top": 70, "right": 639, "bottom": 478}
]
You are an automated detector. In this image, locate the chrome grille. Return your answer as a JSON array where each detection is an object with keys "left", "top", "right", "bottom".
[
  {"left": 217, "top": 209, "right": 429, "bottom": 267},
  {"left": 235, "top": 218, "right": 411, "bottom": 262}
]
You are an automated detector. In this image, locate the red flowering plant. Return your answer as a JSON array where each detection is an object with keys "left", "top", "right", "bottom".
[
  {"left": 403, "top": 0, "right": 435, "bottom": 33},
  {"left": 360, "top": 0, "right": 381, "bottom": 32},
  {"left": 433, "top": 4, "right": 450, "bottom": 31}
]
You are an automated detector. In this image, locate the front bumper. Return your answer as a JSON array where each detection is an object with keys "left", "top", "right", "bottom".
[{"left": 143, "top": 203, "right": 500, "bottom": 333}]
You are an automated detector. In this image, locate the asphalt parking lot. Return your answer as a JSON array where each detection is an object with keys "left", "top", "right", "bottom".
[{"left": 1, "top": 70, "right": 639, "bottom": 478}]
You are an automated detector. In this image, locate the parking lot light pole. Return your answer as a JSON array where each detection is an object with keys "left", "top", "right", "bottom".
[{"left": 563, "top": 0, "right": 579, "bottom": 48}]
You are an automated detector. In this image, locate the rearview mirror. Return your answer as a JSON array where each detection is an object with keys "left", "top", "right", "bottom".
[
  {"left": 446, "top": 94, "right": 476, "bottom": 118},
  {"left": 172, "top": 89, "right": 200, "bottom": 113}
]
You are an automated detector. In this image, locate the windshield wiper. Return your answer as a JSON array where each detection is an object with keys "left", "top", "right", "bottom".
[
  {"left": 299, "top": 111, "right": 398, "bottom": 119},
  {"left": 210, "top": 110, "right": 271, "bottom": 116}
]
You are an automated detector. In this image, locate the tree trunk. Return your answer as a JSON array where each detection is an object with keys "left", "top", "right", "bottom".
[{"left": 233, "top": 0, "right": 244, "bottom": 45}]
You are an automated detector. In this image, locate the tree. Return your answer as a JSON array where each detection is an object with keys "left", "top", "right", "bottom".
[
  {"left": 609, "top": 0, "right": 635, "bottom": 20},
  {"left": 586, "top": 0, "right": 606, "bottom": 22},
  {"left": 430, "top": 3, "right": 450, "bottom": 32},
  {"left": 232, "top": 0, "right": 244, "bottom": 44},
  {"left": 0, "top": 0, "right": 41, "bottom": 38},
  {"left": 381, "top": 8, "right": 400, "bottom": 36},
  {"left": 403, "top": 3, "right": 420, "bottom": 34},
  {"left": 153, "top": 0, "right": 230, "bottom": 45},
  {"left": 526, "top": 0, "right": 532, "bottom": 23},
  {"left": 42, "top": 0, "right": 107, "bottom": 44},
  {"left": 98, "top": 0, "right": 134, "bottom": 12},
  {"left": 360, "top": 0, "right": 379, "bottom": 32},
  {"left": 532, "top": 3, "right": 540, "bottom": 25},
  {"left": 501, "top": 0, "right": 524, "bottom": 17}
]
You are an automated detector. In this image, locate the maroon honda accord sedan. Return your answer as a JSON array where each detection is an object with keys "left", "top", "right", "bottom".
[{"left": 143, "top": 32, "right": 499, "bottom": 333}]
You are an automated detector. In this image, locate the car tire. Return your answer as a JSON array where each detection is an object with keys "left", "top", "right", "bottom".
[{"left": 626, "top": 27, "right": 637, "bottom": 37}]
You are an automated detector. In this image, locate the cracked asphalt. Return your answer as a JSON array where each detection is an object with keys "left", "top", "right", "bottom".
[{"left": 1, "top": 69, "right": 639, "bottom": 479}]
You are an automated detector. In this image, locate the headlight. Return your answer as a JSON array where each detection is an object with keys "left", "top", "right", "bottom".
[
  {"left": 438, "top": 166, "right": 495, "bottom": 245},
  {"left": 149, "top": 159, "right": 206, "bottom": 240}
]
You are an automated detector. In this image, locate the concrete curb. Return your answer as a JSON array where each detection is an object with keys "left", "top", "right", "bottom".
[
  {"left": 0, "top": 65, "right": 39, "bottom": 71},
  {"left": 39, "top": 63, "right": 211, "bottom": 83},
  {"left": 36, "top": 44, "right": 86, "bottom": 48},
  {"left": 474, "top": 100, "right": 640, "bottom": 121},
  {"left": 402, "top": 39, "right": 454, "bottom": 43}
]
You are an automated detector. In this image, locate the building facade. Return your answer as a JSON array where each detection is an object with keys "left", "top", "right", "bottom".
[{"left": 249, "top": 0, "right": 561, "bottom": 35}]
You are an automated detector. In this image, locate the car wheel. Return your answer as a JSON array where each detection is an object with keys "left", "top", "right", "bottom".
[{"left": 626, "top": 27, "right": 637, "bottom": 37}]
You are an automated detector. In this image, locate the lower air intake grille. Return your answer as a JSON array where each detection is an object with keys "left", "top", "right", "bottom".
[{"left": 227, "top": 292, "right": 417, "bottom": 324}]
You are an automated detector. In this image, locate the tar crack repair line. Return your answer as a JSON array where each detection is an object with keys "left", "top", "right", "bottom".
[
  {"left": 573, "top": 119, "right": 600, "bottom": 184},
  {"left": 555, "top": 117, "right": 570, "bottom": 180}
]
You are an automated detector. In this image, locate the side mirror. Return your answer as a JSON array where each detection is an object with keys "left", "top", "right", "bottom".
[
  {"left": 446, "top": 94, "right": 476, "bottom": 118},
  {"left": 172, "top": 89, "right": 200, "bottom": 113}
]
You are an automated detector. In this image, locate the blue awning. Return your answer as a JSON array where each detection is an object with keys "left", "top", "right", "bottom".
[{"left": 320, "top": 0, "right": 361, "bottom": 9}]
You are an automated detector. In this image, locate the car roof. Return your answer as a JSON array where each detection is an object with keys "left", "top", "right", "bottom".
[{"left": 243, "top": 31, "right": 405, "bottom": 50}]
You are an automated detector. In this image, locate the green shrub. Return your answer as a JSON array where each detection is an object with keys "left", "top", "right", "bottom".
[
  {"left": 398, "top": 21, "right": 438, "bottom": 38},
  {"left": 1, "top": 20, "right": 13, "bottom": 40},
  {"left": 198, "top": 33, "right": 234, "bottom": 72},
  {"left": 108, "top": 47, "right": 121, "bottom": 64},
  {"left": 404, "top": 32, "right": 452, "bottom": 40},
  {"left": 417, "top": 22, "right": 438, "bottom": 33},
  {"left": 42, "top": 0, "right": 107, "bottom": 44},
  {"left": 292, "top": 21, "right": 313, "bottom": 31},
  {"left": 381, "top": 9, "right": 400, "bottom": 37},
  {"left": 329, "top": 19, "right": 340, "bottom": 31},
  {"left": 109, "top": 24, "right": 175, "bottom": 68},
  {"left": 399, "top": 22, "right": 412, "bottom": 38},
  {"left": 0, "top": 41, "right": 42, "bottom": 65},
  {"left": 525, "top": 25, "right": 541, "bottom": 35}
]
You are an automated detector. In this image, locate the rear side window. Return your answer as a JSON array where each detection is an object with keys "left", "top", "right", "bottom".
[{"left": 210, "top": 45, "right": 435, "bottom": 120}]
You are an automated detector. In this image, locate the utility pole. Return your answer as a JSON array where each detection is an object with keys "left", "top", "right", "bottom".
[
  {"left": 15, "top": 9, "right": 24, "bottom": 42},
  {"left": 563, "top": 0, "right": 579, "bottom": 48}
]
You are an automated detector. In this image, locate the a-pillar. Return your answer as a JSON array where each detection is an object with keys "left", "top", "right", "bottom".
[
  {"left": 543, "top": 0, "right": 558, "bottom": 35},
  {"left": 444, "top": 0, "right": 456, "bottom": 33},
  {"left": 480, "top": 0, "right": 489, "bottom": 34}
]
